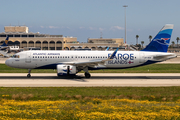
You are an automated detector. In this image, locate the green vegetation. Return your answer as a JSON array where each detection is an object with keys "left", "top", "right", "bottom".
[
  {"left": 1, "top": 64, "right": 180, "bottom": 119},
  {"left": 1, "top": 87, "right": 180, "bottom": 102},
  {"left": 1, "top": 63, "right": 180, "bottom": 73}
]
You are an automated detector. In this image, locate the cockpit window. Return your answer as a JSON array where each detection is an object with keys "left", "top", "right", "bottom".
[{"left": 11, "top": 55, "right": 20, "bottom": 58}]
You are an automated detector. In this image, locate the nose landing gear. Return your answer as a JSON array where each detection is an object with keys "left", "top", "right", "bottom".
[{"left": 27, "top": 69, "right": 31, "bottom": 78}]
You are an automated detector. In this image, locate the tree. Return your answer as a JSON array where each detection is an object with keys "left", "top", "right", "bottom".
[
  {"left": 141, "top": 41, "right": 144, "bottom": 49},
  {"left": 172, "top": 41, "right": 175, "bottom": 48},
  {"left": 176, "top": 37, "right": 179, "bottom": 48},
  {"left": 136, "top": 35, "right": 139, "bottom": 45},
  {"left": 149, "top": 35, "right": 152, "bottom": 43}
]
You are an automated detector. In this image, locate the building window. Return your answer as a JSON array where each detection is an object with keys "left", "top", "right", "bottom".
[
  {"left": 15, "top": 35, "right": 20, "bottom": 37},
  {"left": 22, "top": 35, "right": 27, "bottom": 37},
  {"left": 8, "top": 35, "right": 13, "bottom": 37},
  {"left": 29, "top": 35, "right": 34, "bottom": 37},
  {"left": 0, "top": 35, "right": 6, "bottom": 37}
]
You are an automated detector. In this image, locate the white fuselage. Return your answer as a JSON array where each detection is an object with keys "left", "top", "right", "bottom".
[{"left": 5, "top": 50, "right": 176, "bottom": 70}]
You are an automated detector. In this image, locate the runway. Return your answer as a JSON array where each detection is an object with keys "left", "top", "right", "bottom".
[{"left": 0, "top": 73, "right": 180, "bottom": 87}]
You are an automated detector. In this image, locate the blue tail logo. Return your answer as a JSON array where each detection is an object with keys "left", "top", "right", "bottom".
[
  {"left": 142, "top": 24, "right": 173, "bottom": 52},
  {"left": 1, "top": 36, "right": 9, "bottom": 46},
  {"left": 153, "top": 38, "right": 170, "bottom": 45}
]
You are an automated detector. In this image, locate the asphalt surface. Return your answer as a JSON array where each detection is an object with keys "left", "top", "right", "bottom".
[{"left": 0, "top": 73, "right": 180, "bottom": 87}]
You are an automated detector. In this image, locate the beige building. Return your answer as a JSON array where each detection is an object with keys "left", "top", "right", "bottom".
[
  {"left": 64, "top": 38, "right": 124, "bottom": 50},
  {"left": 0, "top": 26, "right": 124, "bottom": 51},
  {"left": 88, "top": 38, "right": 124, "bottom": 46},
  {"left": 0, "top": 26, "right": 67, "bottom": 50}
]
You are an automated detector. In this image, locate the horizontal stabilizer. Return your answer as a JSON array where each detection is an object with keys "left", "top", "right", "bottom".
[{"left": 153, "top": 53, "right": 176, "bottom": 61}]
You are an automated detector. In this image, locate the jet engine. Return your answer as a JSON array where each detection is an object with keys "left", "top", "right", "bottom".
[{"left": 57, "top": 65, "right": 76, "bottom": 76}]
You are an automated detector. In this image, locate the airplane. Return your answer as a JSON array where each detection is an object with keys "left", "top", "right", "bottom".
[
  {"left": 5, "top": 24, "right": 177, "bottom": 78},
  {"left": 0, "top": 36, "right": 9, "bottom": 57},
  {"left": 0, "top": 36, "right": 9, "bottom": 50}
]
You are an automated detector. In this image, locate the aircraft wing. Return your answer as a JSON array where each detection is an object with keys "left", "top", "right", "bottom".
[
  {"left": 60, "top": 48, "right": 119, "bottom": 68},
  {"left": 0, "top": 51, "right": 9, "bottom": 57},
  {"left": 63, "top": 59, "right": 106, "bottom": 67},
  {"left": 0, "top": 46, "right": 9, "bottom": 50}
]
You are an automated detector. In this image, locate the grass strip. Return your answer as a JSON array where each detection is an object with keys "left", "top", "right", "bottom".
[{"left": 1, "top": 87, "right": 180, "bottom": 102}]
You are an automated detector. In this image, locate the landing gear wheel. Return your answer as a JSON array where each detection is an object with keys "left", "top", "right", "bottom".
[
  {"left": 85, "top": 72, "right": 91, "bottom": 78},
  {"left": 27, "top": 74, "right": 31, "bottom": 78},
  {"left": 27, "top": 69, "right": 31, "bottom": 78}
]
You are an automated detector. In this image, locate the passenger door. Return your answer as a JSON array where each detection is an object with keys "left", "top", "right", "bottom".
[{"left": 25, "top": 52, "right": 31, "bottom": 63}]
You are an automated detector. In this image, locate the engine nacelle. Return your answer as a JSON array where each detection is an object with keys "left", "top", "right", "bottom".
[{"left": 57, "top": 65, "right": 76, "bottom": 76}]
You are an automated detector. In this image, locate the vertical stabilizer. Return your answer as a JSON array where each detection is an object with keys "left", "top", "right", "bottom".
[
  {"left": 1, "top": 36, "right": 9, "bottom": 46},
  {"left": 141, "top": 24, "right": 173, "bottom": 52}
]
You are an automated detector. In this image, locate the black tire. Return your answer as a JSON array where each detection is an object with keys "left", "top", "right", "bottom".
[
  {"left": 85, "top": 73, "right": 91, "bottom": 78},
  {"left": 27, "top": 74, "right": 31, "bottom": 78}
]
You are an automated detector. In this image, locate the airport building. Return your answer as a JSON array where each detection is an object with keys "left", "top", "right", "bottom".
[{"left": 0, "top": 26, "right": 124, "bottom": 50}]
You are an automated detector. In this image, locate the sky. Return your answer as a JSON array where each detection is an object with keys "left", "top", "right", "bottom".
[{"left": 0, "top": 0, "right": 180, "bottom": 45}]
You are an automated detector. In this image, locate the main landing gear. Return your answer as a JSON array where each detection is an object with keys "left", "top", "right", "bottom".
[
  {"left": 85, "top": 72, "right": 91, "bottom": 78},
  {"left": 83, "top": 67, "right": 91, "bottom": 78},
  {"left": 27, "top": 69, "right": 31, "bottom": 78}
]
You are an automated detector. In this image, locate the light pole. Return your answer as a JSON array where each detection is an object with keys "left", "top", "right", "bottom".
[{"left": 123, "top": 5, "right": 128, "bottom": 44}]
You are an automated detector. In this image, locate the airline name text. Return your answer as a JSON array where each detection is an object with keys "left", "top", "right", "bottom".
[{"left": 108, "top": 53, "right": 134, "bottom": 64}]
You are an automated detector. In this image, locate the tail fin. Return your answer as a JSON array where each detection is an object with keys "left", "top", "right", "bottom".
[
  {"left": 1, "top": 36, "right": 9, "bottom": 46},
  {"left": 141, "top": 24, "right": 173, "bottom": 52}
]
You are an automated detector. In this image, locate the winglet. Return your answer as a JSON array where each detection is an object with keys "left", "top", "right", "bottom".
[
  {"left": 108, "top": 48, "right": 119, "bottom": 59},
  {"left": 105, "top": 47, "right": 109, "bottom": 51}
]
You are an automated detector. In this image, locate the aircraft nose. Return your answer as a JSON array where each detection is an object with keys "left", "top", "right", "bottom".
[{"left": 5, "top": 59, "right": 9, "bottom": 66}]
